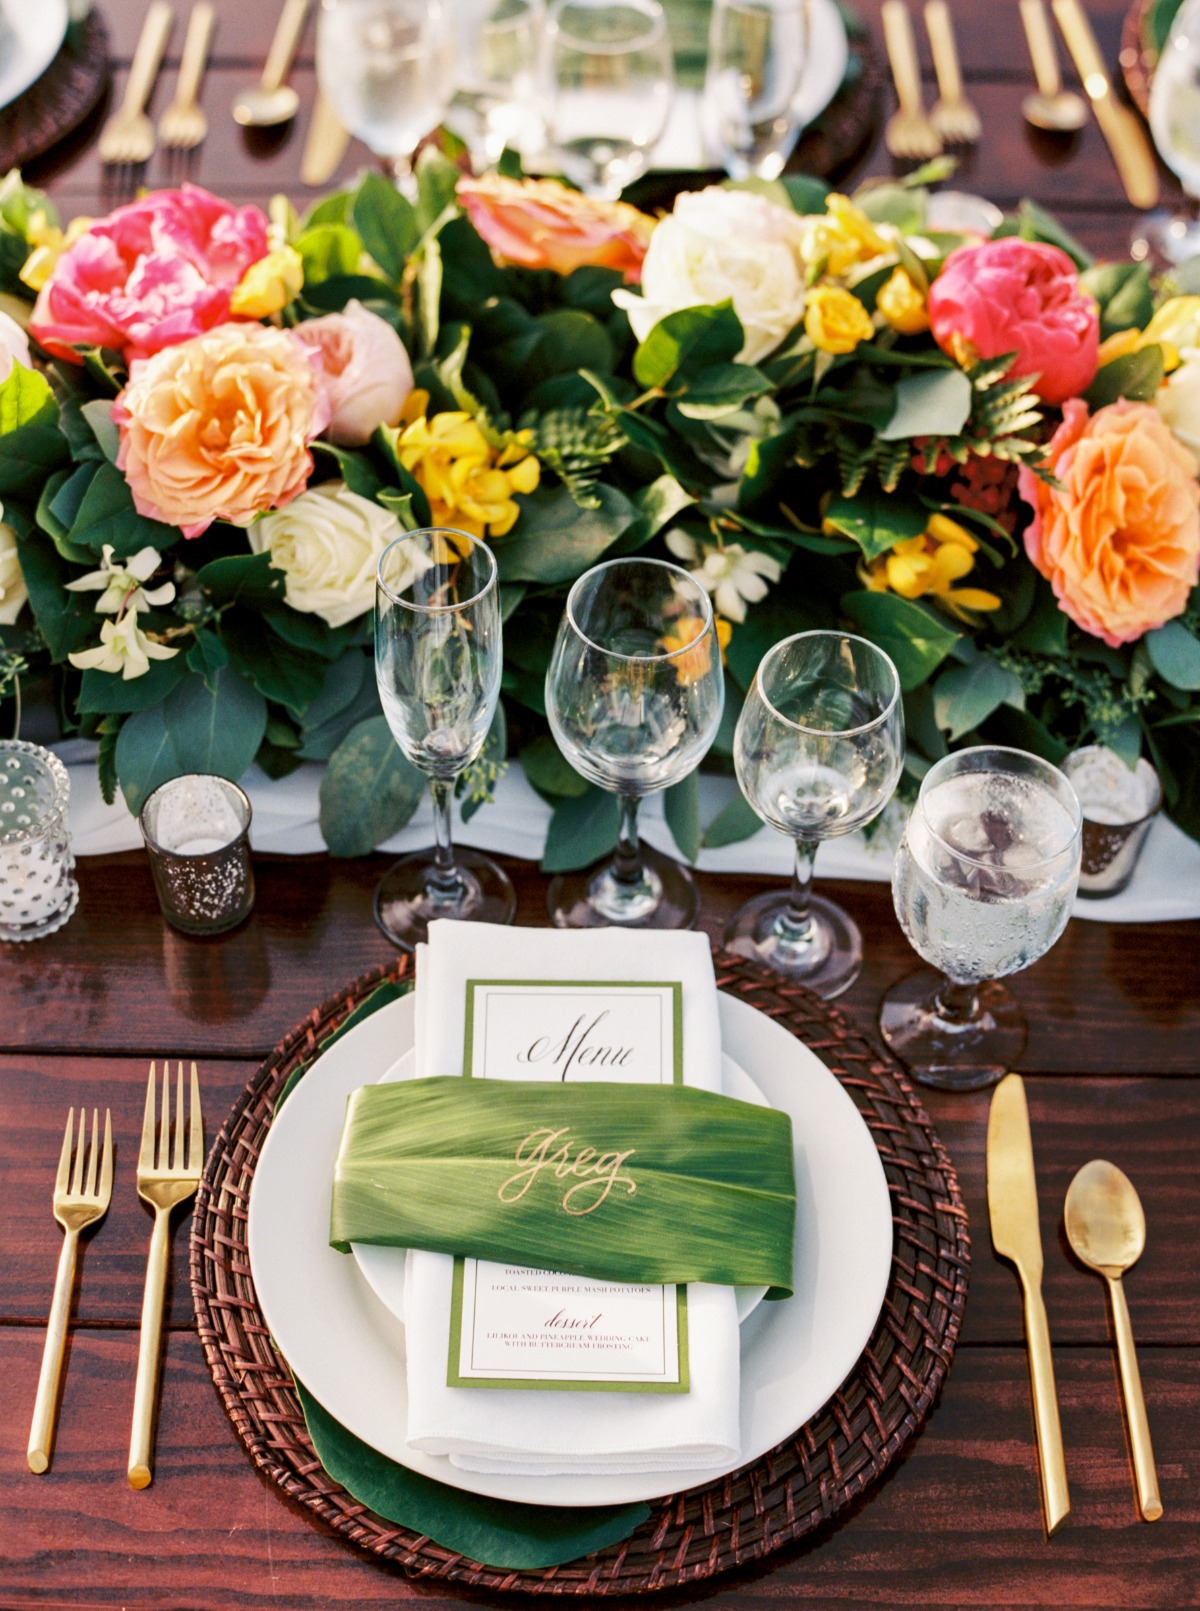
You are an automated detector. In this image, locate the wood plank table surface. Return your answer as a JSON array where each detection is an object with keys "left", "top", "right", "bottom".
[{"left": 3, "top": 0, "right": 1199, "bottom": 1605}]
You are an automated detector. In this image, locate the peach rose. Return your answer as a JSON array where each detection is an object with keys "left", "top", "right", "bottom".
[
  {"left": 456, "top": 175, "right": 654, "bottom": 283},
  {"left": 291, "top": 299, "right": 413, "bottom": 447},
  {"left": 114, "top": 323, "right": 329, "bottom": 538},
  {"left": 1018, "top": 398, "right": 1200, "bottom": 646}
]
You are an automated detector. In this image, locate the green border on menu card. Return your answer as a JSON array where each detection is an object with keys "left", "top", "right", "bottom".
[{"left": 445, "top": 979, "right": 690, "bottom": 1394}]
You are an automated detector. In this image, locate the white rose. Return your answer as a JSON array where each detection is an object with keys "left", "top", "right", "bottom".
[
  {"left": 248, "top": 482, "right": 403, "bottom": 629},
  {"left": 292, "top": 300, "right": 414, "bottom": 448},
  {"left": 0, "top": 513, "right": 27, "bottom": 625},
  {"left": 612, "top": 187, "right": 808, "bottom": 365},
  {"left": 0, "top": 309, "right": 31, "bottom": 384},
  {"left": 1155, "top": 347, "right": 1200, "bottom": 457}
]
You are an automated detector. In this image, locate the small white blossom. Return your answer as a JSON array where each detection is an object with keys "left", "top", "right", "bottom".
[
  {"left": 65, "top": 544, "right": 175, "bottom": 615},
  {"left": 68, "top": 614, "right": 179, "bottom": 680},
  {"left": 664, "top": 533, "right": 782, "bottom": 623}
]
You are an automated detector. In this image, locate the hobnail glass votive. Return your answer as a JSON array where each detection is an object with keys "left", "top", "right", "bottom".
[
  {"left": 139, "top": 775, "right": 255, "bottom": 935},
  {"left": 0, "top": 740, "right": 78, "bottom": 942},
  {"left": 1061, "top": 746, "right": 1162, "bottom": 898}
]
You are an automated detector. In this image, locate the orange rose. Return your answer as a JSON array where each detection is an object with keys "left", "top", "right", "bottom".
[
  {"left": 456, "top": 175, "right": 654, "bottom": 283},
  {"left": 114, "top": 323, "right": 329, "bottom": 537},
  {"left": 1018, "top": 398, "right": 1200, "bottom": 647}
]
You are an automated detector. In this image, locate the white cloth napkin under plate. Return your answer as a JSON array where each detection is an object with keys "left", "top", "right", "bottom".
[{"left": 403, "top": 920, "right": 742, "bottom": 1476}]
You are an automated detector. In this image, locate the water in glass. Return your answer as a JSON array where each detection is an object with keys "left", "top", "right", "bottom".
[{"left": 704, "top": 0, "right": 808, "bottom": 179}]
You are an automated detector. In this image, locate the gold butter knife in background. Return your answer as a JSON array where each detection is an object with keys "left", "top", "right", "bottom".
[
  {"left": 301, "top": 90, "right": 350, "bottom": 188},
  {"left": 1052, "top": 0, "right": 1159, "bottom": 209},
  {"left": 987, "top": 1072, "right": 1071, "bottom": 1537}
]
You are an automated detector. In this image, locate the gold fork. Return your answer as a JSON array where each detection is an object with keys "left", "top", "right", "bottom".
[
  {"left": 28, "top": 1108, "right": 113, "bottom": 1474},
  {"left": 98, "top": 1, "right": 174, "bottom": 166},
  {"left": 924, "top": 1, "right": 982, "bottom": 144},
  {"left": 882, "top": 0, "right": 943, "bottom": 162},
  {"left": 128, "top": 1061, "right": 203, "bottom": 1491},
  {"left": 158, "top": 2, "right": 216, "bottom": 152}
]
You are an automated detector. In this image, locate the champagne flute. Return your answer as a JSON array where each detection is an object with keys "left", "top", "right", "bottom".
[
  {"left": 451, "top": 0, "right": 545, "bottom": 171},
  {"left": 544, "top": 557, "right": 724, "bottom": 928},
  {"left": 373, "top": 528, "right": 515, "bottom": 948},
  {"left": 317, "top": 0, "right": 456, "bottom": 196},
  {"left": 727, "top": 631, "right": 904, "bottom": 997},
  {"left": 541, "top": 0, "right": 674, "bottom": 198},
  {"left": 1139, "top": 0, "right": 1200, "bottom": 263},
  {"left": 703, "top": 0, "right": 808, "bottom": 180},
  {"left": 880, "top": 745, "right": 1082, "bottom": 1090}
]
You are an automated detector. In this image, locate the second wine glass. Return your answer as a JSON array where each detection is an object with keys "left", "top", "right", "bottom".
[
  {"left": 703, "top": 0, "right": 809, "bottom": 180},
  {"left": 544, "top": 557, "right": 724, "bottom": 928}
]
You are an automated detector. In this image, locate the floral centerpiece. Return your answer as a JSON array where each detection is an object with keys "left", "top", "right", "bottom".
[{"left": 0, "top": 159, "right": 1197, "bottom": 861}]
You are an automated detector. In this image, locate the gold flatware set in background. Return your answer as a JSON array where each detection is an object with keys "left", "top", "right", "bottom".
[
  {"left": 27, "top": 1065, "right": 203, "bottom": 1489},
  {"left": 988, "top": 1073, "right": 1162, "bottom": 1536}
]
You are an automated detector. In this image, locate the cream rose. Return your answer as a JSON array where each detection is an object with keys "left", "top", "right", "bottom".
[
  {"left": 291, "top": 300, "right": 414, "bottom": 448},
  {"left": 248, "top": 481, "right": 403, "bottom": 628},
  {"left": 0, "top": 310, "right": 31, "bottom": 383},
  {"left": 1155, "top": 347, "right": 1200, "bottom": 456},
  {"left": 0, "top": 512, "right": 28, "bottom": 625},
  {"left": 612, "top": 187, "right": 808, "bottom": 365}
]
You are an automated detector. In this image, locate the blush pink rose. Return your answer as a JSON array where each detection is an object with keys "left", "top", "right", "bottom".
[
  {"left": 1018, "top": 398, "right": 1200, "bottom": 646},
  {"left": 30, "top": 186, "right": 270, "bottom": 364},
  {"left": 291, "top": 300, "right": 414, "bottom": 447},
  {"left": 928, "top": 239, "right": 1099, "bottom": 405},
  {"left": 457, "top": 175, "right": 654, "bottom": 283},
  {"left": 114, "top": 323, "right": 329, "bottom": 538}
]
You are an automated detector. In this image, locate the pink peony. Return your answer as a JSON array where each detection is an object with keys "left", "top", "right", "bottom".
[
  {"left": 291, "top": 300, "right": 414, "bottom": 447},
  {"left": 927, "top": 239, "right": 1099, "bottom": 405},
  {"left": 30, "top": 186, "right": 270, "bottom": 364}
]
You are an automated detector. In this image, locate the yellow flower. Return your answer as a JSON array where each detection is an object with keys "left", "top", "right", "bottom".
[
  {"left": 805, "top": 286, "right": 874, "bottom": 355},
  {"left": 825, "top": 194, "right": 889, "bottom": 258},
  {"left": 396, "top": 398, "right": 540, "bottom": 540},
  {"left": 229, "top": 246, "right": 304, "bottom": 318},
  {"left": 858, "top": 513, "right": 1001, "bottom": 621},
  {"left": 19, "top": 211, "right": 92, "bottom": 293},
  {"left": 801, "top": 194, "right": 889, "bottom": 278},
  {"left": 877, "top": 267, "right": 929, "bottom": 335},
  {"left": 660, "top": 614, "right": 732, "bottom": 685},
  {"left": 1095, "top": 297, "right": 1200, "bottom": 376}
]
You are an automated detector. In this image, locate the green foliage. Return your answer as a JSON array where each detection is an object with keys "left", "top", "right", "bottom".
[
  {"left": 115, "top": 669, "right": 268, "bottom": 813},
  {"left": 664, "top": 773, "right": 702, "bottom": 863},
  {"left": 521, "top": 406, "right": 624, "bottom": 509},
  {"left": 632, "top": 303, "right": 744, "bottom": 388},
  {"left": 497, "top": 485, "right": 637, "bottom": 583},
  {"left": 823, "top": 490, "right": 927, "bottom": 562},
  {"left": 319, "top": 715, "right": 425, "bottom": 857},
  {"left": 1084, "top": 346, "right": 1165, "bottom": 408},
  {"left": 1147, "top": 621, "right": 1200, "bottom": 690},
  {"left": 842, "top": 592, "right": 960, "bottom": 690},
  {"left": 1080, "top": 262, "right": 1154, "bottom": 338},
  {"left": 542, "top": 786, "right": 621, "bottom": 872}
]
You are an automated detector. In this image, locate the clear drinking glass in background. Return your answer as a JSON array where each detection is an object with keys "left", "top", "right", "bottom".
[
  {"left": 0, "top": 740, "right": 78, "bottom": 942},
  {"left": 451, "top": 0, "right": 545, "bottom": 170},
  {"left": 541, "top": 0, "right": 674, "bottom": 197},
  {"left": 726, "top": 631, "right": 904, "bottom": 996},
  {"left": 1140, "top": 0, "right": 1200, "bottom": 262},
  {"left": 544, "top": 556, "right": 724, "bottom": 929},
  {"left": 139, "top": 775, "right": 255, "bottom": 936},
  {"left": 880, "top": 745, "right": 1082, "bottom": 1090},
  {"left": 317, "top": 0, "right": 456, "bottom": 194},
  {"left": 703, "top": 0, "right": 808, "bottom": 180},
  {"left": 374, "top": 528, "right": 515, "bottom": 948}
]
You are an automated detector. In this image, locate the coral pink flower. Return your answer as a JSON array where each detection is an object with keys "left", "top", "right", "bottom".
[
  {"left": 30, "top": 186, "right": 270, "bottom": 364},
  {"left": 1018, "top": 398, "right": 1200, "bottom": 646},
  {"left": 928, "top": 239, "right": 1099, "bottom": 405},
  {"left": 456, "top": 175, "right": 654, "bottom": 283}
]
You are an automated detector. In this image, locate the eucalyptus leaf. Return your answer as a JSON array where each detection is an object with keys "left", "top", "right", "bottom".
[
  {"left": 222, "top": 609, "right": 326, "bottom": 716},
  {"left": 0, "top": 422, "right": 69, "bottom": 496},
  {"left": 353, "top": 173, "right": 420, "bottom": 280},
  {"left": 842, "top": 591, "right": 960, "bottom": 690},
  {"left": 675, "top": 363, "right": 772, "bottom": 420},
  {"left": 1146, "top": 620, "right": 1200, "bottom": 690},
  {"left": 498, "top": 485, "right": 637, "bottom": 583},
  {"left": 933, "top": 656, "right": 1025, "bottom": 741},
  {"left": 1080, "top": 261, "right": 1154, "bottom": 338},
  {"left": 521, "top": 734, "right": 589, "bottom": 799},
  {"left": 196, "top": 552, "right": 286, "bottom": 611},
  {"left": 78, "top": 652, "right": 189, "bottom": 714},
  {"left": 1084, "top": 345, "right": 1165, "bottom": 408},
  {"left": 702, "top": 790, "right": 763, "bottom": 849},
  {"left": 879, "top": 368, "right": 972, "bottom": 441},
  {"left": 80, "top": 399, "right": 120, "bottom": 463},
  {"left": 68, "top": 463, "right": 177, "bottom": 558},
  {"left": 664, "top": 772, "right": 702, "bottom": 863},
  {"left": 542, "top": 785, "right": 620, "bottom": 872},
  {"left": 319, "top": 715, "right": 425, "bottom": 857},
  {"left": 115, "top": 668, "right": 268, "bottom": 813},
  {"left": 12, "top": 538, "right": 95, "bottom": 660},
  {"left": 632, "top": 302, "right": 744, "bottom": 388},
  {"left": 822, "top": 491, "right": 927, "bottom": 562}
]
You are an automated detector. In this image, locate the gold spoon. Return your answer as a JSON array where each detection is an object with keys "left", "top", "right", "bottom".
[
  {"left": 1064, "top": 1160, "right": 1163, "bottom": 1522},
  {"left": 232, "top": 0, "right": 309, "bottom": 128},
  {"left": 1019, "top": 0, "right": 1088, "bottom": 131}
]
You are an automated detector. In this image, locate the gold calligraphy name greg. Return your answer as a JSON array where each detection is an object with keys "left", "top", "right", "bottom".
[{"left": 499, "top": 1127, "right": 637, "bottom": 1216}]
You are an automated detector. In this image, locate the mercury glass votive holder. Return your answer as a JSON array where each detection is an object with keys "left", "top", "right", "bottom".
[
  {"left": 0, "top": 740, "right": 79, "bottom": 942},
  {"left": 139, "top": 775, "right": 255, "bottom": 935},
  {"left": 1061, "top": 746, "right": 1162, "bottom": 898}
]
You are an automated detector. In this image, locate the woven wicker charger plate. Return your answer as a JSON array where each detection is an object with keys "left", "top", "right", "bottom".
[
  {"left": 0, "top": 11, "right": 110, "bottom": 176},
  {"left": 190, "top": 950, "right": 969, "bottom": 1596}
]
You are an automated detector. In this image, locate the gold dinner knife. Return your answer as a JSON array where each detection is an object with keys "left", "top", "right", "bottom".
[
  {"left": 300, "top": 90, "right": 350, "bottom": 188},
  {"left": 1051, "top": 0, "right": 1159, "bottom": 209},
  {"left": 987, "top": 1072, "right": 1071, "bottom": 1536}
]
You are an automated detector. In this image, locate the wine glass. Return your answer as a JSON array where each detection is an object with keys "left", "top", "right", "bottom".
[
  {"left": 726, "top": 631, "right": 904, "bottom": 997},
  {"left": 879, "top": 746, "right": 1082, "bottom": 1091},
  {"left": 373, "top": 528, "right": 516, "bottom": 948},
  {"left": 450, "top": 0, "right": 545, "bottom": 171},
  {"left": 544, "top": 557, "right": 724, "bottom": 928},
  {"left": 541, "top": 0, "right": 674, "bottom": 198},
  {"left": 317, "top": 0, "right": 456, "bottom": 196},
  {"left": 1137, "top": 0, "right": 1200, "bottom": 263},
  {"left": 703, "top": 0, "right": 808, "bottom": 180}
]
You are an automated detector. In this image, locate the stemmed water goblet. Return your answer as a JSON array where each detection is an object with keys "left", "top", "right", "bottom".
[
  {"left": 726, "top": 631, "right": 904, "bottom": 997},
  {"left": 1137, "top": 0, "right": 1200, "bottom": 263},
  {"left": 317, "top": 0, "right": 456, "bottom": 197},
  {"left": 451, "top": 0, "right": 545, "bottom": 171},
  {"left": 879, "top": 745, "right": 1082, "bottom": 1090},
  {"left": 544, "top": 557, "right": 724, "bottom": 928},
  {"left": 373, "top": 528, "right": 516, "bottom": 948},
  {"left": 703, "top": 0, "right": 809, "bottom": 180},
  {"left": 541, "top": 0, "right": 674, "bottom": 198}
]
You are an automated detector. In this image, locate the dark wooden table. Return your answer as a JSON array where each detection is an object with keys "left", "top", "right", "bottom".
[{"left": 3, "top": 1, "right": 1199, "bottom": 1605}]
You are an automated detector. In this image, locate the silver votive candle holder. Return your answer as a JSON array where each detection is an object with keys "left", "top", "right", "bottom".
[
  {"left": 1062, "top": 746, "right": 1162, "bottom": 899},
  {"left": 139, "top": 774, "right": 255, "bottom": 935},
  {"left": 0, "top": 740, "right": 79, "bottom": 942}
]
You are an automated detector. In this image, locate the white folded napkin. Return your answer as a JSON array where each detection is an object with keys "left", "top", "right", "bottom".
[{"left": 403, "top": 920, "right": 742, "bottom": 1476}]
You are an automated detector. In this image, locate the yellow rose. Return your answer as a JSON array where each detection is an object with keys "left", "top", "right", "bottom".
[
  {"left": 800, "top": 194, "right": 888, "bottom": 279},
  {"left": 805, "top": 286, "right": 874, "bottom": 355},
  {"left": 877, "top": 268, "right": 929, "bottom": 335},
  {"left": 18, "top": 211, "right": 92, "bottom": 293},
  {"left": 229, "top": 247, "right": 304, "bottom": 318}
]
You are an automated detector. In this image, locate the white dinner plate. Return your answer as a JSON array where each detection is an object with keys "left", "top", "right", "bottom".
[
  {"left": 247, "top": 989, "right": 893, "bottom": 1507},
  {"left": 352, "top": 1048, "right": 771, "bottom": 1327},
  {"left": 0, "top": 0, "right": 68, "bottom": 113}
]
